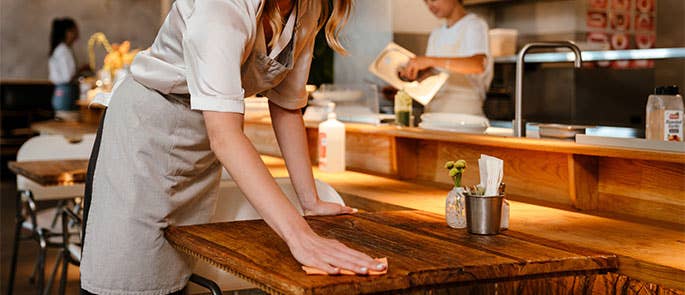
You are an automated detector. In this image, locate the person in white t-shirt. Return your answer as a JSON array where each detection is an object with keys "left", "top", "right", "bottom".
[
  {"left": 48, "top": 18, "right": 80, "bottom": 120},
  {"left": 400, "top": 0, "right": 493, "bottom": 116}
]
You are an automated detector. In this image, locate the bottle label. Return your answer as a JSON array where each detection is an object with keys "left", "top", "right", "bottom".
[
  {"left": 318, "top": 132, "right": 327, "bottom": 168},
  {"left": 664, "top": 110, "right": 683, "bottom": 142}
]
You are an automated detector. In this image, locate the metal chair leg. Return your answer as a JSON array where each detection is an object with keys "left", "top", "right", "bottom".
[
  {"left": 29, "top": 255, "right": 39, "bottom": 284},
  {"left": 44, "top": 250, "right": 63, "bottom": 295},
  {"left": 36, "top": 230, "right": 48, "bottom": 295},
  {"left": 189, "top": 274, "right": 222, "bottom": 295},
  {"left": 50, "top": 200, "right": 66, "bottom": 229},
  {"left": 58, "top": 250, "right": 69, "bottom": 295},
  {"left": 7, "top": 191, "right": 24, "bottom": 295}
]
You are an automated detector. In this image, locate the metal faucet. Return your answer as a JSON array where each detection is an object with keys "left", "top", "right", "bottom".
[{"left": 514, "top": 41, "right": 582, "bottom": 137}]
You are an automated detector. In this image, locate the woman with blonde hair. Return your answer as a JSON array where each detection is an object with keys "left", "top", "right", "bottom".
[{"left": 80, "top": 0, "right": 384, "bottom": 294}]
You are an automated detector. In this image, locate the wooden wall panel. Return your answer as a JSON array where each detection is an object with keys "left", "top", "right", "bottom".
[
  {"left": 568, "top": 154, "right": 599, "bottom": 210},
  {"left": 415, "top": 141, "right": 572, "bottom": 206},
  {"left": 345, "top": 133, "right": 396, "bottom": 175},
  {"left": 244, "top": 124, "right": 281, "bottom": 157},
  {"left": 598, "top": 158, "right": 685, "bottom": 225}
]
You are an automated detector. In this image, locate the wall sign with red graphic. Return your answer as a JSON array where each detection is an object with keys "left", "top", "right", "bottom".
[{"left": 585, "top": 0, "right": 657, "bottom": 68}]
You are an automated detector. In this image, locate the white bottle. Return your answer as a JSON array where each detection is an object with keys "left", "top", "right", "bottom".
[
  {"left": 318, "top": 112, "right": 346, "bottom": 172},
  {"left": 646, "top": 86, "right": 684, "bottom": 142},
  {"left": 500, "top": 199, "right": 510, "bottom": 230}
]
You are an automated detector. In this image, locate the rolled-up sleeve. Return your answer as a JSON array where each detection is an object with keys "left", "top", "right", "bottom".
[{"left": 183, "top": 0, "right": 253, "bottom": 113}]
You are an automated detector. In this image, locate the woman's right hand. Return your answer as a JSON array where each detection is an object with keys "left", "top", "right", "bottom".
[{"left": 287, "top": 229, "right": 387, "bottom": 275}]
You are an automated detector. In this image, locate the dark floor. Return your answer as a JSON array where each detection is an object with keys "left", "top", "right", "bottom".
[{"left": 1, "top": 177, "right": 82, "bottom": 295}]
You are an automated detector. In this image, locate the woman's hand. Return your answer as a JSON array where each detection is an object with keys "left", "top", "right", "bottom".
[
  {"left": 399, "top": 56, "right": 432, "bottom": 81},
  {"left": 287, "top": 229, "right": 387, "bottom": 274},
  {"left": 303, "top": 200, "right": 357, "bottom": 216}
]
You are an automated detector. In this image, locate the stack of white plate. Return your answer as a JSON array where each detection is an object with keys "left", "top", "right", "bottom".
[{"left": 419, "top": 113, "right": 490, "bottom": 134}]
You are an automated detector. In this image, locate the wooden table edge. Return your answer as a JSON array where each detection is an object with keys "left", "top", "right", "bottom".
[
  {"left": 165, "top": 210, "right": 621, "bottom": 294},
  {"left": 165, "top": 227, "right": 306, "bottom": 295}
]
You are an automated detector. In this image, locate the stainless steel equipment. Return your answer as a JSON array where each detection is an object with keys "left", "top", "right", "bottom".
[
  {"left": 537, "top": 123, "right": 594, "bottom": 139},
  {"left": 514, "top": 41, "right": 583, "bottom": 137},
  {"left": 465, "top": 194, "right": 504, "bottom": 235}
]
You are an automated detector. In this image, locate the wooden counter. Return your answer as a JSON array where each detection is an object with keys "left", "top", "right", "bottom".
[
  {"left": 167, "top": 210, "right": 617, "bottom": 294},
  {"left": 260, "top": 155, "right": 684, "bottom": 292},
  {"left": 245, "top": 119, "right": 685, "bottom": 227}
]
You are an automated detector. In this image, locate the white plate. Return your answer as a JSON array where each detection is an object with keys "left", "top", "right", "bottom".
[
  {"left": 419, "top": 113, "right": 489, "bottom": 134},
  {"left": 311, "top": 89, "right": 364, "bottom": 102},
  {"left": 419, "top": 122, "right": 488, "bottom": 134}
]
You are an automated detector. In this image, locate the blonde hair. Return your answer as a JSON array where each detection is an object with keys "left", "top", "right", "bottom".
[{"left": 264, "top": 0, "right": 353, "bottom": 55}]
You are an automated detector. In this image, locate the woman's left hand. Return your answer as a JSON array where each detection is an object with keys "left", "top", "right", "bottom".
[{"left": 303, "top": 200, "right": 358, "bottom": 216}]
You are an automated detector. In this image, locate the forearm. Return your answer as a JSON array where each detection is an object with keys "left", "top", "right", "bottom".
[
  {"left": 268, "top": 101, "right": 319, "bottom": 209},
  {"left": 427, "top": 55, "right": 486, "bottom": 74},
  {"left": 203, "top": 111, "right": 313, "bottom": 245}
]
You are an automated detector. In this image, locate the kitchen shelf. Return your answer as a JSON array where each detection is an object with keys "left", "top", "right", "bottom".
[{"left": 494, "top": 47, "right": 685, "bottom": 63}]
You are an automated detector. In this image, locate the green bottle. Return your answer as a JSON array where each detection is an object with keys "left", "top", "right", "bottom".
[{"left": 394, "top": 90, "right": 412, "bottom": 127}]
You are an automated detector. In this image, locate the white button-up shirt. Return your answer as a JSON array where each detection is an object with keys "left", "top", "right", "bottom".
[{"left": 130, "top": 0, "right": 317, "bottom": 113}]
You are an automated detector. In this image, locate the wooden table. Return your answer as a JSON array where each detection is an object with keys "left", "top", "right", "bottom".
[
  {"left": 166, "top": 210, "right": 617, "bottom": 294},
  {"left": 31, "top": 120, "right": 98, "bottom": 142},
  {"left": 8, "top": 159, "right": 89, "bottom": 186}
]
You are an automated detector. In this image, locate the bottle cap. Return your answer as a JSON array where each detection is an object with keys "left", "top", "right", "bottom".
[{"left": 655, "top": 85, "right": 680, "bottom": 95}]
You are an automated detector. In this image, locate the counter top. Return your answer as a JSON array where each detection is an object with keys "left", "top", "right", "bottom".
[
  {"left": 167, "top": 210, "right": 617, "bottom": 294},
  {"left": 260, "top": 155, "right": 685, "bottom": 290},
  {"left": 246, "top": 118, "right": 685, "bottom": 163}
]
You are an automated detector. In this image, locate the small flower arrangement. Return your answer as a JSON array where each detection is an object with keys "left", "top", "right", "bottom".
[
  {"left": 103, "top": 41, "right": 140, "bottom": 75},
  {"left": 444, "top": 159, "right": 467, "bottom": 228},
  {"left": 444, "top": 160, "right": 467, "bottom": 188}
]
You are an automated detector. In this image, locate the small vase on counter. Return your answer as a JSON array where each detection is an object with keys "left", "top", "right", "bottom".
[
  {"left": 446, "top": 186, "right": 467, "bottom": 228},
  {"left": 444, "top": 160, "right": 467, "bottom": 229}
]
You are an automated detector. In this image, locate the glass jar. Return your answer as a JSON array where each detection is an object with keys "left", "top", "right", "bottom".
[
  {"left": 395, "top": 90, "right": 412, "bottom": 127},
  {"left": 445, "top": 187, "right": 467, "bottom": 229},
  {"left": 646, "top": 85, "right": 683, "bottom": 142}
]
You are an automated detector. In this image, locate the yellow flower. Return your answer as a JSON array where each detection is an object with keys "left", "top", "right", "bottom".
[{"left": 102, "top": 41, "right": 139, "bottom": 73}]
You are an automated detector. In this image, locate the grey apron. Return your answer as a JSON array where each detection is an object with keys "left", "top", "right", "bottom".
[{"left": 81, "top": 9, "right": 298, "bottom": 295}]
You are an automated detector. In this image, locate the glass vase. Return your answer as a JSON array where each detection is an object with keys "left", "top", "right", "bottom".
[{"left": 445, "top": 187, "right": 467, "bottom": 228}]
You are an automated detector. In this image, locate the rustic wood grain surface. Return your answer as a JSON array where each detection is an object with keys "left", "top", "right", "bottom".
[
  {"left": 8, "top": 159, "right": 89, "bottom": 186},
  {"left": 166, "top": 210, "right": 617, "bottom": 295}
]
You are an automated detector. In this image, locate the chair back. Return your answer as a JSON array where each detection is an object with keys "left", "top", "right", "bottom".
[
  {"left": 212, "top": 178, "right": 345, "bottom": 222},
  {"left": 17, "top": 134, "right": 96, "bottom": 162}
]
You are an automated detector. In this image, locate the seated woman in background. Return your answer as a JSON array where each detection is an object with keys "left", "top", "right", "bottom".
[
  {"left": 49, "top": 17, "right": 81, "bottom": 121},
  {"left": 400, "top": 0, "right": 492, "bottom": 117}
]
